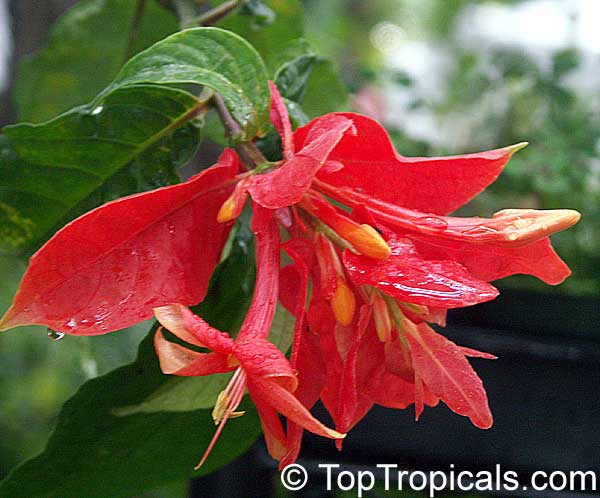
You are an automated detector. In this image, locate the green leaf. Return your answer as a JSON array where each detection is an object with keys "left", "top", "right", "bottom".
[
  {"left": 270, "top": 39, "right": 348, "bottom": 117},
  {"left": 219, "top": 0, "right": 304, "bottom": 71},
  {"left": 238, "top": 0, "right": 276, "bottom": 27},
  {"left": 114, "top": 372, "right": 232, "bottom": 416},
  {"left": 301, "top": 58, "right": 348, "bottom": 118},
  {"left": 14, "top": 0, "right": 179, "bottom": 123},
  {"left": 106, "top": 27, "right": 270, "bottom": 139},
  {"left": 1, "top": 85, "right": 200, "bottom": 254},
  {"left": 274, "top": 39, "right": 319, "bottom": 102},
  {"left": 194, "top": 211, "right": 256, "bottom": 334},
  {"left": 0, "top": 224, "right": 262, "bottom": 497},
  {"left": 552, "top": 48, "right": 580, "bottom": 78},
  {"left": 283, "top": 99, "right": 310, "bottom": 127}
]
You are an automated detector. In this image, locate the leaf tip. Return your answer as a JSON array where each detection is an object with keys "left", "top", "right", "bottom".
[
  {"left": 507, "top": 141, "right": 528, "bottom": 155},
  {"left": 0, "top": 307, "right": 19, "bottom": 332}
]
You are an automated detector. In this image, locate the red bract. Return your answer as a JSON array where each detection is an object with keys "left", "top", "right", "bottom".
[
  {"left": 0, "top": 150, "right": 239, "bottom": 334},
  {"left": 343, "top": 235, "right": 499, "bottom": 308},
  {"left": 247, "top": 83, "right": 355, "bottom": 209},
  {"left": 0, "top": 80, "right": 580, "bottom": 469},
  {"left": 295, "top": 112, "right": 526, "bottom": 215}
]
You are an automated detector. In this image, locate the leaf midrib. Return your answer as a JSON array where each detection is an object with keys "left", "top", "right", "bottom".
[{"left": 408, "top": 329, "right": 486, "bottom": 422}]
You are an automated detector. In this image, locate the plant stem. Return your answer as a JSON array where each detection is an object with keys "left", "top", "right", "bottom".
[
  {"left": 237, "top": 141, "right": 268, "bottom": 170},
  {"left": 196, "top": 0, "right": 242, "bottom": 26},
  {"left": 213, "top": 93, "right": 266, "bottom": 169},
  {"left": 213, "top": 94, "right": 243, "bottom": 140},
  {"left": 124, "top": 0, "right": 147, "bottom": 63},
  {"left": 174, "top": 0, "right": 241, "bottom": 28}
]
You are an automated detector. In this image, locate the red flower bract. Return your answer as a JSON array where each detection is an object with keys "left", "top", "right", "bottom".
[
  {"left": 0, "top": 81, "right": 580, "bottom": 470},
  {"left": 0, "top": 149, "right": 240, "bottom": 334}
]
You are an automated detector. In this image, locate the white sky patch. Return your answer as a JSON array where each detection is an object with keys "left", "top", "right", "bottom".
[
  {"left": 0, "top": 0, "right": 11, "bottom": 92},
  {"left": 458, "top": 0, "right": 600, "bottom": 54},
  {"left": 458, "top": 0, "right": 572, "bottom": 51},
  {"left": 575, "top": 0, "right": 600, "bottom": 53},
  {"left": 370, "top": 0, "right": 600, "bottom": 146},
  {"left": 373, "top": 36, "right": 455, "bottom": 145}
]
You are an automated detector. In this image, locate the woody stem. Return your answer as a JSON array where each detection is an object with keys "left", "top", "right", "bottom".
[
  {"left": 213, "top": 93, "right": 243, "bottom": 141},
  {"left": 196, "top": 0, "right": 242, "bottom": 25},
  {"left": 174, "top": 0, "right": 241, "bottom": 28},
  {"left": 124, "top": 0, "right": 147, "bottom": 63},
  {"left": 212, "top": 94, "right": 268, "bottom": 170}
]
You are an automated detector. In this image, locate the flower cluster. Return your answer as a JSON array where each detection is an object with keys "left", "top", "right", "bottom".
[{"left": 0, "top": 82, "right": 579, "bottom": 469}]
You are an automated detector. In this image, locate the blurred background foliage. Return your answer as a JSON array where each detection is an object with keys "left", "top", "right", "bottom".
[{"left": 0, "top": 0, "right": 597, "bottom": 496}]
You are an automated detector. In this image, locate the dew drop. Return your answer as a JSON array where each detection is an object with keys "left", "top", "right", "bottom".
[
  {"left": 91, "top": 105, "right": 104, "bottom": 116},
  {"left": 414, "top": 216, "right": 448, "bottom": 232},
  {"left": 47, "top": 328, "right": 65, "bottom": 341},
  {"left": 252, "top": 354, "right": 265, "bottom": 365}
]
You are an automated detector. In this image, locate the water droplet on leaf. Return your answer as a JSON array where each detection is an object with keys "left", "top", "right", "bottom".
[{"left": 47, "top": 329, "right": 65, "bottom": 341}]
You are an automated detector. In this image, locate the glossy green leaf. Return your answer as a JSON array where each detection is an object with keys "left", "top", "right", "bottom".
[
  {"left": 283, "top": 99, "right": 310, "bottom": 127},
  {"left": 194, "top": 211, "right": 256, "bottom": 334},
  {"left": 14, "top": 0, "right": 179, "bottom": 123},
  {"left": 1, "top": 85, "right": 200, "bottom": 254},
  {"left": 106, "top": 27, "right": 270, "bottom": 139},
  {"left": 238, "top": 0, "right": 276, "bottom": 27},
  {"left": 268, "top": 303, "right": 295, "bottom": 352}
]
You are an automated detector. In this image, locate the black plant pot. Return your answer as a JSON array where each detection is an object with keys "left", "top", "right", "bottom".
[{"left": 190, "top": 291, "right": 600, "bottom": 497}]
